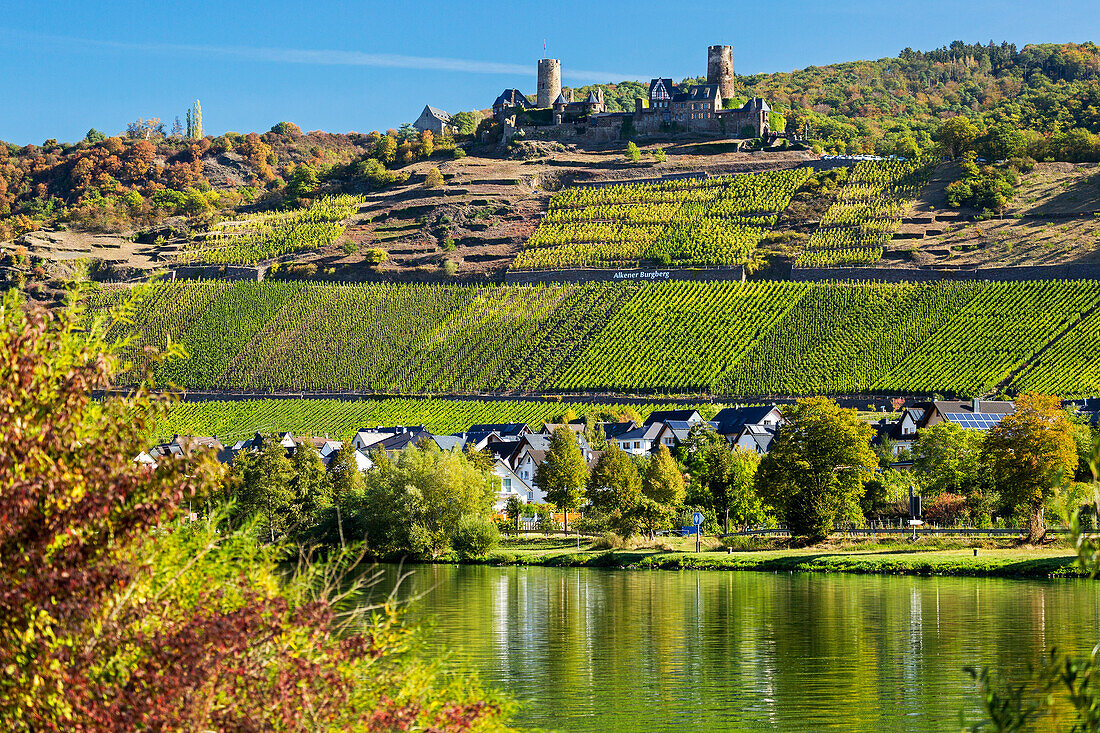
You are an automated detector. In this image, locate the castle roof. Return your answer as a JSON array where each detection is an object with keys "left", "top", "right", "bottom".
[
  {"left": 553, "top": 91, "right": 569, "bottom": 106},
  {"left": 649, "top": 78, "right": 676, "bottom": 100},
  {"left": 585, "top": 91, "right": 600, "bottom": 104},
  {"left": 672, "top": 84, "right": 721, "bottom": 103},
  {"left": 422, "top": 105, "right": 452, "bottom": 121},
  {"left": 743, "top": 97, "right": 771, "bottom": 112},
  {"left": 493, "top": 89, "right": 528, "bottom": 109}
]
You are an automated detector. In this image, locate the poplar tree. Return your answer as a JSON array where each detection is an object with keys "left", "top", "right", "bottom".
[{"left": 535, "top": 426, "right": 588, "bottom": 533}]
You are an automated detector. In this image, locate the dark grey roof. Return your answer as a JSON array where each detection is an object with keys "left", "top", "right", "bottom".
[
  {"left": 648, "top": 78, "right": 675, "bottom": 100},
  {"left": 743, "top": 97, "right": 771, "bottom": 112},
  {"left": 493, "top": 89, "right": 528, "bottom": 109},
  {"left": 712, "top": 406, "right": 781, "bottom": 434},
  {"left": 672, "top": 84, "right": 720, "bottom": 103},
  {"left": 379, "top": 430, "right": 433, "bottom": 451},
  {"left": 468, "top": 423, "right": 528, "bottom": 437},
  {"left": 932, "top": 400, "right": 1015, "bottom": 416},
  {"left": 553, "top": 92, "right": 569, "bottom": 105},
  {"left": 585, "top": 91, "right": 600, "bottom": 104},
  {"left": 601, "top": 421, "right": 638, "bottom": 438},
  {"left": 423, "top": 105, "right": 452, "bottom": 121},
  {"left": 644, "top": 410, "right": 701, "bottom": 426}
]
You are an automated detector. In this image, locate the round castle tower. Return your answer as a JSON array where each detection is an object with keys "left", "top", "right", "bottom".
[
  {"left": 707, "top": 45, "right": 735, "bottom": 101},
  {"left": 537, "top": 58, "right": 561, "bottom": 109}
]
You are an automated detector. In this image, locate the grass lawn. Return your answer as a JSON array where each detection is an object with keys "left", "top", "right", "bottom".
[{"left": 466, "top": 534, "right": 1088, "bottom": 579}]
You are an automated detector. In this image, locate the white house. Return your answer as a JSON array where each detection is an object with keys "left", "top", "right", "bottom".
[
  {"left": 492, "top": 457, "right": 540, "bottom": 510},
  {"left": 615, "top": 422, "right": 663, "bottom": 456}
]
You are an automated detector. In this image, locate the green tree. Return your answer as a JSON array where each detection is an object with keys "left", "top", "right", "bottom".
[
  {"left": 632, "top": 495, "right": 676, "bottom": 539},
  {"left": 978, "top": 122, "right": 1028, "bottom": 161},
  {"left": 285, "top": 163, "right": 319, "bottom": 200},
  {"left": 451, "top": 514, "right": 500, "bottom": 559},
  {"left": 625, "top": 141, "right": 641, "bottom": 162},
  {"left": 586, "top": 442, "right": 641, "bottom": 513},
  {"left": 229, "top": 438, "right": 294, "bottom": 542},
  {"left": 715, "top": 447, "right": 767, "bottom": 533},
  {"left": 937, "top": 115, "right": 979, "bottom": 157},
  {"left": 287, "top": 441, "right": 332, "bottom": 542},
  {"left": 983, "top": 393, "right": 1079, "bottom": 541},
  {"left": 913, "top": 421, "right": 986, "bottom": 496},
  {"left": 644, "top": 443, "right": 685, "bottom": 506},
  {"left": 756, "top": 397, "right": 878, "bottom": 541},
  {"left": 84, "top": 128, "right": 106, "bottom": 144},
  {"left": 535, "top": 426, "right": 588, "bottom": 534},
  {"left": 451, "top": 111, "right": 484, "bottom": 136},
  {"left": 504, "top": 495, "right": 523, "bottom": 533},
  {"left": 374, "top": 135, "right": 397, "bottom": 166}
]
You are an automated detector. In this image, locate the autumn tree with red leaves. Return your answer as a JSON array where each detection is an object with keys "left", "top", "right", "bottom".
[{"left": 0, "top": 290, "right": 512, "bottom": 732}]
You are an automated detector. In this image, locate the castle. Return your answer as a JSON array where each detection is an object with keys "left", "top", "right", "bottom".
[{"left": 482, "top": 45, "right": 772, "bottom": 143}]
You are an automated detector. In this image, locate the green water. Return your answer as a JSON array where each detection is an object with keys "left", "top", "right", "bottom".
[{"left": 377, "top": 565, "right": 1100, "bottom": 732}]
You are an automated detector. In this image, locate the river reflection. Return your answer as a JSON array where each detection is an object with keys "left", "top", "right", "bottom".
[{"left": 371, "top": 565, "right": 1100, "bottom": 732}]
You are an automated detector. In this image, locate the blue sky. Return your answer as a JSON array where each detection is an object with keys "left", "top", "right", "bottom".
[{"left": 3, "top": 0, "right": 1100, "bottom": 145}]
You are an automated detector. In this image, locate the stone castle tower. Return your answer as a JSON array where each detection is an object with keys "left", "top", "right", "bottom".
[
  {"left": 707, "top": 45, "right": 735, "bottom": 101},
  {"left": 537, "top": 58, "right": 562, "bottom": 109}
]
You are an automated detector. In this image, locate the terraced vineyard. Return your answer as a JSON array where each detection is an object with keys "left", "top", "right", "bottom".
[
  {"left": 796, "top": 159, "right": 933, "bottom": 267},
  {"left": 514, "top": 169, "right": 811, "bottom": 270},
  {"left": 99, "top": 279, "right": 1100, "bottom": 397},
  {"left": 177, "top": 195, "right": 362, "bottom": 265},
  {"left": 152, "top": 397, "right": 717, "bottom": 443}
]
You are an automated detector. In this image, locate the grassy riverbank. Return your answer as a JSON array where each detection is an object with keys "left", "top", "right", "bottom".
[{"left": 453, "top": 536, "right": 1090, "bottom": 579}]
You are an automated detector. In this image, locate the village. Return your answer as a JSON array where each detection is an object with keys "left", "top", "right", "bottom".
[{"left": 139, "top": 396, "right": 1100, "bottom": 526}]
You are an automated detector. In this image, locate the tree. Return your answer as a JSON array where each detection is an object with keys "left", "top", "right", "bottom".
[
  {"left": 0, "top": 291, "right": 508, "bottom": 730},
  {"left": 185, "top": 99, "right": 203, "bottom": 139},
  {"left": 756, "top": 397, "right": 878, "bottom": 541},
  {"left": 983, "top": 393, "right": 1078, "bottom": 541},
  {"left": 419, "top": 130, "right": 434, "bottom": 158},
  {"left": 424, "top": 167, "right": 444, "bottom": 188},
  {"left": 504, "top": 495, "right": 523, "bottom": 532},
  {"left": 84, "top": 128, "right": 106, "bottom": 144},
  {"left": 644, "top": 443, "right": 685, "bottom": 507},
  {"left": 451, "top": 110, "right": 483, "bottom": 136},
  {"left": 937, "top": 115, "right": 979, "bottom": 157},
  {"left": 270, "top": 121, "right": 302, "bottom": 137},
  {"left": 714, "top": 447, "right": 767, "bottom": 533},
  {"left": 285, "top": 163, "right": 319, "bottom": 200},
  {"left": 586, "top": 442, "right": 641, "bottom": 513},
  {"left": 979, "top": 122, "right": 1028, "bottom": 161},
  {"left": 287, "top": 441, "right": 333, "bottom": 542},
  {"left": 913, "top": 421, "right": 986, "bottom": 496},
  {"left": 632, "top": 495, "right": 676, "bottom": 539},
  {"left": 373, "top": 135, "right": 397, "bottom": 166},
  {"left": 229, "top": 438, "right": 294, "bottom": 542},
  {"left": 625, "top": 141, "right": 641, "bottom": 162},
  {"left": 535, "top": 426, "right": 588, "bottom": 534}
]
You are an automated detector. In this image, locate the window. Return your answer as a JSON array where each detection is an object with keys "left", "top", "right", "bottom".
[
  {"left": 634, "top": 441, "right": 641, "bottom": 449},
  {"left": 664, "top": 437, "right": 674, "bottom": 445},
  {"left": 503, "top": 478, "right": 511, "bottom": 490}
]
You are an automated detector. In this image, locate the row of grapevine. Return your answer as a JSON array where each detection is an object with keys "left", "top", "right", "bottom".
[
  {"left": 151, "top": 397, "right": 724, "bottom": 443},
  {"left": 797, "top": 159, "right": 932, "bottom": 267},
  {"left": 177, "top": 195, "right": 362, "bottom": 265},
  {"left": 516, "top": 169, "right": 811, "bottom": 270},
  {"left": 100, "top": 279, "right": 1100, "bottom": 397}
]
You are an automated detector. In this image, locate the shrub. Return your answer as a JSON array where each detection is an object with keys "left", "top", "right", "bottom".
[
  {"left": 451, "top": 514, "right": 500, "bottom": 559},
  {"left": 365, "top": 247, "right": 387, "bottom": 266},
  {"left": 652, "top": 148, "right": 667, "bottom": 163},
  {"left": 591, "top": 531, "right": 624, "bottom": 550},
  {"left": 625, "top": 142, "right": 641, "bottom": 163},
  {"left": 452, "top": 148, "right": 466, "bottom": 159},
  {"left": 923, "top": 492, "right": 969, "bottom": 526},
  {"left": 424, "top": 167, "right": 444, "bottom": 188},
  {"left": 341, "top": 240, "right": 357, "bottom": 254},
  {"left": 441, "top": 259, "right": 458, "bottom": 276}
]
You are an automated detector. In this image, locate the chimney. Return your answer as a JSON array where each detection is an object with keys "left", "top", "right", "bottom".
[{"left": 972, "top": 397, "right": 981, "bottom": 413}]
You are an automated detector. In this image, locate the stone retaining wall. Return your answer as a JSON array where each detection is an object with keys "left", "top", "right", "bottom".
[
  {"left": 171, "top": 264, "right": 269, "bottom": 282},
  {"left": 504, "top": 266, "right": 746, "bottom": 284},
  {"left": 791, "top": 263, "right": 1100, "bottom": 283}
]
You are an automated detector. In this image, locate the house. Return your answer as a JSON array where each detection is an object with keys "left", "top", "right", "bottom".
[
  {"left": 670, "top": 84, "right": 723, "bottom": 125},
  {"left": 615, "top": 422, "right": 664, "bottom": 456},
  {"left": 731, "top": 424, "right": 778, "bottom": 454},
  {"left": 647, "top": 78, "right": 676, "bottom": 111},
  {"left": 601, "top": 421, "right": 638, "bottom": 440},
  {"left": 540, "top": 422, "right": 586, "bottom": 436},
  {"left": 917, "top": 399, "right": 1015, "bottom": 431},
  {"left": 643, "top": 410, "right": 702, "bottom": 426},
  {"left": 375, "top": 429, "right": 434, "bottom": 455},
  {"left": 508, "top": 432, "right": 593, "bottom": 487},
  {"left": 412, "top": 105, "right": 456, "bottom": 136},
  {"left": 143, "top": 434, "right": 232, "bottom": 465},
  {"left": 492, "top": 457, "right": 538, "bottom": 509},
  {"left": 712, "top": 406, "right": 784, "bottom": 436},
  {"left": 652, "top": 420, "right": 717, "bottom": 450},
  {"left": 352, "top": 426, "right": 427, "bottom": 451}
]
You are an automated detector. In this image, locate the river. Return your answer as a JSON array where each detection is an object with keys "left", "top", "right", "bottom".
[{"left": 373, "top": 564, "right": 1100, "bottom": 732}]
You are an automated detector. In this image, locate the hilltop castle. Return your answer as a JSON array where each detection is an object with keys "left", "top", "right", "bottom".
[{"left": 478, "top": 45, "right": 773, "bottom": 143}]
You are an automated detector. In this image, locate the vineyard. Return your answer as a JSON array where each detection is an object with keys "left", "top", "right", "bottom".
[
  {"left": 795, "top": 159, "right": 933, "bottom": 267},
  {"left": 513, "top": 169, "right": 811, "bottom": 270},
  {"left": 151, "top": 398, "right": 718, "bottom": 443},
  {"left": 176, "top": 195, "right": 362, "bottom": 265},
  {"left": 97, "top": 279, "right": 1100, "bottom": 397}
]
